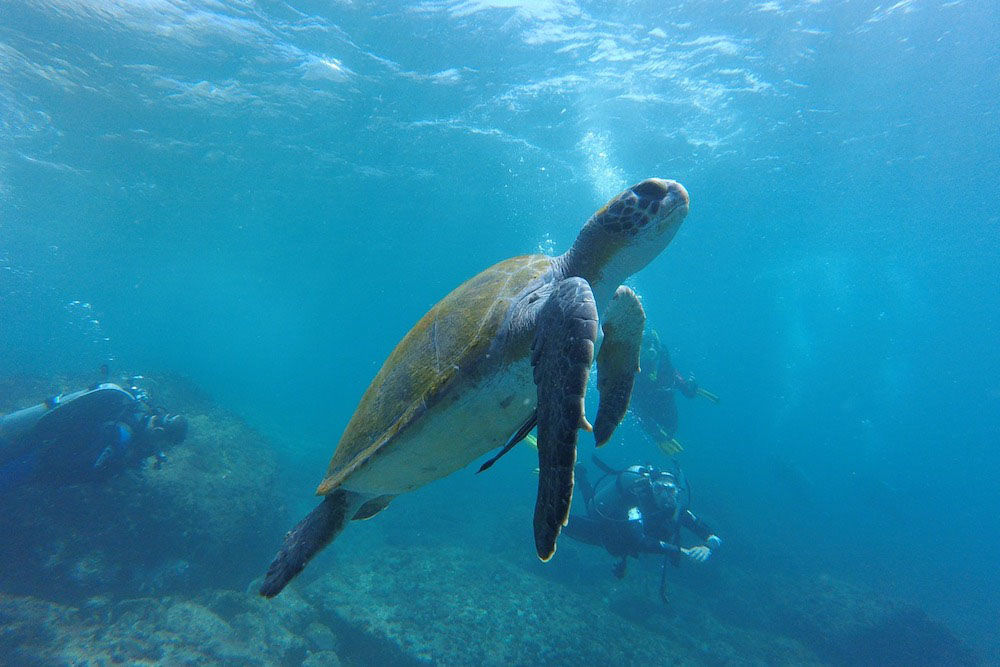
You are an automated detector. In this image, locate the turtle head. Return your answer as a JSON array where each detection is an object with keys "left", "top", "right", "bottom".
[{"left": 563, "top": 179, "right": 689, "bottom": 299}]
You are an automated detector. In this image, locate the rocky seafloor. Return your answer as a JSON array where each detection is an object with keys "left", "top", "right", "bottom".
[
  {"left": 0, "top": 374, "right": 980, "bottom": 665},
  {"left": 0, "top": 373, "right": 286, "bottom": 600},
  {"left": 0, "top": 542, "right": 978, "bottom": 666}
]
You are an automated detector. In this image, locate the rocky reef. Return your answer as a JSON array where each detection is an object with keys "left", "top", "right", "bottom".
[
  {"left": 0, "top": 373, "right": 287, "bottom": 600},
  {"left": 0, "top": 588, "right": 319, "bottom": 665},
  {"left": 769, "top": 572, "right": 979, "bottom": 665},
  {"left": 302, "top": 541, "right": 820, "bottom": 665},
  {"left": 2, "top": 533, "right": 978, "bottom": 665},
  {"left": 1, "top": 542, "right": 815, "bottom": 666},
  {"left": 0, "top": 374, "right": 979, "bottom": 665}
]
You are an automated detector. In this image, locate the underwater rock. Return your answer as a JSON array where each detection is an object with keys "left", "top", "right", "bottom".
[
  {"left": 1, "top": 374, "right": 975, "bottom": 663},
  {"left": 772, "top": 572, "right": 979, "bottom": 665},
  {"left": 3, "top": 532, "right": 970, "bottom": 665},
  {"left": 0, "top": 590, "right": 319, "bottom": 665},
  {"left": 300, "top": 543, "right": 821, "bottom": 665},
  {"left": 303, "top": 649, "right": 343, "bottom": 666},
  {"left": 305, "top": 621, "right": 340, "bottom": 652},
  {"left": 0, "top": 373, "right": 287, "bottom": 600}
]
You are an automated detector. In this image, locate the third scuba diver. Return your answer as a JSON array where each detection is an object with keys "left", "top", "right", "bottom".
[{"left": 630, "top": 328, "right": 719, "bottom": 455}]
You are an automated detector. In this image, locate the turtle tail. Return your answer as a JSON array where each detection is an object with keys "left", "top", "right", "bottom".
[{"left": 259, "top": 489, "right": 361, "bottom": 598}]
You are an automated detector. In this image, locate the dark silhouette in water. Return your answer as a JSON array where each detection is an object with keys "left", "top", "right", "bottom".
[
  {"left": 847, "top": 468, "right": 910, "bottom": 520},
  {"left": 766, "top": 455, "right": 830, "bottom": 518},
  {"left": 777, "top": 575, "right": 981, "bottom": 666},
  {"left": 850, "top": 607, "right": 979, "bottom": 665}
]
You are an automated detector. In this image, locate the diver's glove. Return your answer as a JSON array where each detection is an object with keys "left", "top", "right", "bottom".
[
  {"left": 706, "top": 535, "right": 722, "bottom": 550},
  {"left": 681, "top": 545, "right": 712, "bottom": 563}
]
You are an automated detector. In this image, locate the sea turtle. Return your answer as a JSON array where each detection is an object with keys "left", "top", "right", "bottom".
[{"left": 260, "top": 178, "right": 690, "bottom": 597}]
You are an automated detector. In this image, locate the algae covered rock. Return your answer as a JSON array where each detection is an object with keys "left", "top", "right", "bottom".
[
  {"left": 300, "top": 542, "right": 821, "bottom": 666},
  {"left": 772, "top": 572, "right": 979, "bottom": 665},
  {"left": 0, "top": 590, "right": 316, "bottom": 665},
  {"left": 0, "top": 373, "right": 286, "bottom": 600}
]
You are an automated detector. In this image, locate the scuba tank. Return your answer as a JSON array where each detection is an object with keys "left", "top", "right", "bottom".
[{"left": 0, "top": 384, "right": 136, "bottom": 463}]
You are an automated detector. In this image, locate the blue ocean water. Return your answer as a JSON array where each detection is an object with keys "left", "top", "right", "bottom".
[{"left": 1, "top": 0, "right": 997, "bottom": 663}]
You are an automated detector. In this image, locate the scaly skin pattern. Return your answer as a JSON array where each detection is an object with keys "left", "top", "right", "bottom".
[
  {"left": 593, "top": 286, "right": 646, "bottom": 446},
  {"left": 531, "top": 277, "right": 599, "bottom": 560}
]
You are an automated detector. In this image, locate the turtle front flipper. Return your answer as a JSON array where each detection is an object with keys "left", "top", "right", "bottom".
[
  {"left": 593, "top": 285, "right": 646, "bottom": 446},
  {"left": 531, "top": 276, "right": 599, "bottom": 561},
  {"left": 259, "top": 489, "right": 366, "bottom": 598}
]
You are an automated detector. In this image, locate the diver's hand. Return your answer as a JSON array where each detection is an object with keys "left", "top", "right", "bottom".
[
  {"left": 706, "top": 535, "right": 722, "bottom": 550},
  {"left": 682, "top": 546, "right": 711, "bottom": 563},
  {"left": 93, "top": 446, "right": 113, "bottom": 469}
]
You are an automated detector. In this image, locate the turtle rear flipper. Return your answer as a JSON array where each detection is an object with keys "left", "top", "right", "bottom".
[
  {"left": 593, "top": 285, "right": 645, "bottom": 446},
  {"left": 531, "top": 277, "right": 599, "bottom": 561},
  {"left": 352, "top": 494, "right": 395, "bottom": 521},
  {"left": 259, "top": 489, "right": 366, "bottom": 598}
]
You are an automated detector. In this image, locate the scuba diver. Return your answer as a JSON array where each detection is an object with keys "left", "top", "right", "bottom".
[
  {"left": 0, "top": 378, "right": 188, "bottom": 492},
  {"left": 631, "top": 329, "right": 718, "bottom": 455},
  {"left": 563, "top": 457, "right": 721, "bottom": 602}
]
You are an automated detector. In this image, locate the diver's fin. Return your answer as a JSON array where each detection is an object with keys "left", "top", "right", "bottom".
[
  {"left": 657, "top": 438, "right": 684, "bottom": 456},
  {"left": 695, "top": 387, "right": 720, "bottom": 404},
  {"left": 352, "top": 494, "right": 395, "bottom": 521},
  {"left": 259, "top": 490, "right": 365, "bottom": 598},
  {"left": 531, "top": 277, "right": 598, "bottom": 561},
  {"left": 561, "top": 515, "right": 604, "bottom": 547},
  {"left": 477, "top": 411, "right": 537, "bottom": 473},
  {"left": 594, "top": 286, "right": 645, "bottom": 446}
]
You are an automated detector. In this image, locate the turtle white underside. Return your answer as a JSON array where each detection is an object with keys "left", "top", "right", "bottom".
[
  {"left": 340, "top": 359, "right": 537, "bottom": 496},
  {"left": 340, "top": 284, "right": 616, "bottom": 497}
]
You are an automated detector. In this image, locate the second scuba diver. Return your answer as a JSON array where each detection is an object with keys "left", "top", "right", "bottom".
[{"left": 562, "top": 457, "right": 721, "bottom": 602}]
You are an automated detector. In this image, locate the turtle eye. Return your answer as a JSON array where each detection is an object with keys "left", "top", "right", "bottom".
[{"left": 632, "top": 179, "right": 670, "bottom": 201}]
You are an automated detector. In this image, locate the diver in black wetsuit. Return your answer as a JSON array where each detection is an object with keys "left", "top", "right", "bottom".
[
  {"left": 563, "top": 459, "right": 721, "bottom": 594},
  {"left": 0, "top": 381, "right": 188, "bottom": 492},
  {"left": 631, "top": 329, "right": 718, "bottom": 455}
]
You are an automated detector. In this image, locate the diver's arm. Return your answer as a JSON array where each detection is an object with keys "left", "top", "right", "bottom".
[
  {"left": 681, "top": 509, "right": 722, "bottom": 549},
  {"left": 681, "top": 509, "right": 713, "bottom": 541},
  {"left": 626, "top": 507, "right": 681, "bottom": 555},
  {"left": 674, "top": 371, "right": 699, "bottom": 399}
]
